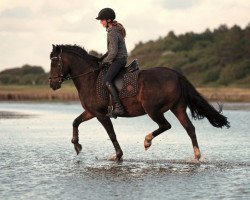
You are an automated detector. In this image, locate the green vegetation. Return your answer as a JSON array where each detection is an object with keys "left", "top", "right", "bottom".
[
  {"left": 0, "top": 64, "right": 48, "bottom": 85},
  {"left": 130, "top": 23, "right": 250, "bottom": 87},
  {"left": 0, "top": 23, "right": 249, "bottom": 88}
]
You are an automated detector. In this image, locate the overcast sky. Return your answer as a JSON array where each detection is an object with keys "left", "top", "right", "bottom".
[{"left": 0, "top": 0, "right": 249, "bottom": 72}]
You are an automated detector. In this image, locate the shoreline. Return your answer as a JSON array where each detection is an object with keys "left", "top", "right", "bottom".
[
  {"left": 1, "top": 102, "right": 250, "bottom": 113},
  {"left": 0, "top": 85, "right": 250, "bottom": 102}
]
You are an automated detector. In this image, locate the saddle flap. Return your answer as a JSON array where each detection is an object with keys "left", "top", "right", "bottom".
[{"left": 97, "top": 66, "right": 140, "bottom": 100}]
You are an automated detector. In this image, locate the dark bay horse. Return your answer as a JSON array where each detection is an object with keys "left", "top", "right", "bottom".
[{"left": 49, "top": 44, "right": 230, "bottom": 161}]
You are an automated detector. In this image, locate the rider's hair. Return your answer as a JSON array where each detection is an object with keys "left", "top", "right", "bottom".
[{"left": 111, "top": 20, "right": 126, "bottom": 38}]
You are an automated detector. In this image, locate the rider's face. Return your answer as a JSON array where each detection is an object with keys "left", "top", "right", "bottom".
[{"left": 100, "top": 19, "right": 107, "bottom": 27}]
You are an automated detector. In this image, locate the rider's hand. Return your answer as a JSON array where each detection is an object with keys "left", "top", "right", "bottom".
[
  {"left": 100, "top": 62, "right": 111, "bottom": 68},
  {"left": 99, "top": 53, "right": 108, "bottom": 62}
]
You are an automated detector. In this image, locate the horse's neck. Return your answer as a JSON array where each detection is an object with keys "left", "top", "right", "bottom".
[
  {"left": 70, "top": 60, "right": 98, "bottom": 97},
  {"left": 72, "top": 71, "right": 98, "bottom": 92}
]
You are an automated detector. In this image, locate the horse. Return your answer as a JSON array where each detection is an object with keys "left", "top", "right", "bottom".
[{"left": 49, "top": 44, "right": 230, "bottom": 161}]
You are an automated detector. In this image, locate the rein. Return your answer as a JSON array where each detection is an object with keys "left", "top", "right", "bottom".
[{"left": 64, "top": 69, "right": 99, "bottom": 81}]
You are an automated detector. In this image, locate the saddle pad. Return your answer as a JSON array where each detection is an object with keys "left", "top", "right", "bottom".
[{"left": 96, "top": 67, "right": 140, "bottom": 100}]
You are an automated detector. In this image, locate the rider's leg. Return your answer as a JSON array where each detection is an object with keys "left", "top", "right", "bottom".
[
  {"left": 104, "top": 58, "right": 127, "bottom": 117},
  {"left": 105, "top": 82, "right": 124, "bottom": 116}
]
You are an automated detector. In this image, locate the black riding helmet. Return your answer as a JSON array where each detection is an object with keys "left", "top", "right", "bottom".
[{"left": 96, "top": 8, "right": 116, "bottom": 21}]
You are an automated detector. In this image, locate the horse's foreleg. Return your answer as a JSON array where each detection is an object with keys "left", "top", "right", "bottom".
[
  {"left": 72, "top": 111, "right": 94, "bottom": 155},
  {"left": 144, "top": 112, "right": 171, "bottom": 150},
  {"left": 96, "top": 116, "right": 123, "bottom": 161}
]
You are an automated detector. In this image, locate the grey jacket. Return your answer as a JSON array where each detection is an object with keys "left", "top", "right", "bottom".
[{"left": 102, "top": 26, "right": 128, "bottom": 64}]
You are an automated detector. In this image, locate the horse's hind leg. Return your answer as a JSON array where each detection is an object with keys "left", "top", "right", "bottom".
[
  {"left": 71, "top": 111, "right": 94, "bottom": 155},
  {"left": 144, "top": 113, "right": 171, "bottom": 150},
  {"left": 171, "top": 107, "right": 201, "bottom": 160}
]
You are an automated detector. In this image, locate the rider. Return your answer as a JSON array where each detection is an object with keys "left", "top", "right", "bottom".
[{"left": 96, "top": 8, "right": 128, "bottom": 118}]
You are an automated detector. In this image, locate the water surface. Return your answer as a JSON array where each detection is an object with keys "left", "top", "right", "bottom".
[{"left": 0, "top": 102, "right": 249, "bottom": 199}]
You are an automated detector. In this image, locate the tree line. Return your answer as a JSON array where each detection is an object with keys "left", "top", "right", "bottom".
[
  {"left": 130, "top": 23, "right": 250, "bottom": 87},
  {"left": 0, "top": 65, "right": 48, "bottom": 85},
  {"left": 0, "top": 23, "right": 249, "bottom": 87}
]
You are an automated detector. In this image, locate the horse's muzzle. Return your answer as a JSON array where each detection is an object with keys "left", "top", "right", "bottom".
[{"left": 49, "top": 78, "right": 62, "bottom": 90}]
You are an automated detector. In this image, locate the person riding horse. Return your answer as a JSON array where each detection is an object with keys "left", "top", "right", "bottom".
[{"left": 96, "top": 8, "right": 128, "bottom": 118}]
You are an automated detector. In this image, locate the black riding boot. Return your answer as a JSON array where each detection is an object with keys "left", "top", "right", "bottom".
[{"left": 106, "top": 83, "right": 125, "bottom": 118}]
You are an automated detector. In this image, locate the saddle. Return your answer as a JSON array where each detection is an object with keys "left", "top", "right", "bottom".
[{"left": 97, "top": 59, "right": 140, "bottom": 100}]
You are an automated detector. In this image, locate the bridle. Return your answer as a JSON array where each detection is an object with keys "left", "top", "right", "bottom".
[
  {"left": 49, "top": 54, "right": 64, "bottom": 83},
  {"left": 49, "top": 52, "right": 102, "bottom": 83}
]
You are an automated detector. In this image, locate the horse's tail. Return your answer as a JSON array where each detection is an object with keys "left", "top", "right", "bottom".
[{"left": 179, "top": 75, "right": 230, "bottom": 128}]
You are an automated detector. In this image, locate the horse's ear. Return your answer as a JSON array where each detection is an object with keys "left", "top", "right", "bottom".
[
  {"left": 55, "top": 45, "right": 61, "bottom": 54},
  {"left": 52, "top": 44, "right": 56, "bottom": 50}
]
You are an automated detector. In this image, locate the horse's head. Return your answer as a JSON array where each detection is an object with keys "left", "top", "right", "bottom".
[
  {"left": 49, "top": 45, "right": 71, "bottom": 90},
  {"left": 49, "top": 44, "right": 100, "bottom": 90}
]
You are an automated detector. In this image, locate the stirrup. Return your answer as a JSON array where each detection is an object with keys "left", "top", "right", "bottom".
[
  {"left": 113, "top": 105, "right": 125, "bottom": 115},
  {"left": 106, "top": 105, "right": 115, "bottom": 118},
  {"left": 107, "top": 96, "right": 117, "bottom": 118},
  {"left": 106, "top": 105, "right": 124, "bottom": 119},
  {"left": 106, "top": 111, "right": 118, "bottom": 119},
  {"left": 106, "top": 108, "right": 118, "bottom": 119}
]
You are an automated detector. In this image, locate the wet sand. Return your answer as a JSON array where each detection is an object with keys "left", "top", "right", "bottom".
[{"left": 0, "top": 111, "right": 35, "bottom": 119}]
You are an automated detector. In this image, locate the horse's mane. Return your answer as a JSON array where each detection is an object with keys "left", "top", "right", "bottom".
[{"left": 54, "top": 44, "right": 100, "bottom": 67}]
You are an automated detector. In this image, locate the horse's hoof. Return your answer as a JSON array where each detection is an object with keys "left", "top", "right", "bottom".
[
  {"left": 190, "top": 158, "right": 200, "bottom": 164},
  {"left": 74, "top": 143, "right": 82, "bottom": 155},
  {"left": 194, "top": 146, "right": 201, "bottom": 160},
  {"left": 108, "top": 155, "right": 117, "bottom": 161},
  {"left": 144, "top": 133, "right": 154, "bottom": 150},
  {"left": 108, "top": 154, "right": 123, "bottom": 162},
  {"left": 144, "top": 141, "right": 151, "bottom": 150},
  {"left": 195, "top": 155, "right": 201, "bottom": 161}
]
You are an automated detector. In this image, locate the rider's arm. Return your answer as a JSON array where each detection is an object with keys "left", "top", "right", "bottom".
[{"left": 102, "top": 30, "right": 118, "bottom": 64}]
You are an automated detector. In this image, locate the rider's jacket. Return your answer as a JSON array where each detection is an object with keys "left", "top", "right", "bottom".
[{"left": 102, "top": 26, "right": 128, "bottom": 64}]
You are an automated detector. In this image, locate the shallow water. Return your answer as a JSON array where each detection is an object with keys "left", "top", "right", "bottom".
[{"left": 0, "top": 102, "right": 249, "bottom": 200}]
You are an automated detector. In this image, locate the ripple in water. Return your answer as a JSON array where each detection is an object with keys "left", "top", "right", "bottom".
[{"left": 0, "top": 102, "right": 249, "bottom": 200}]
